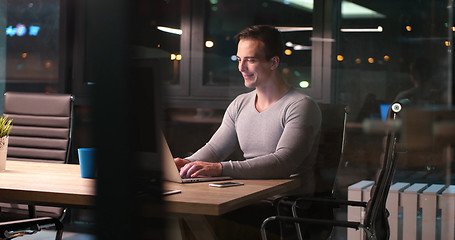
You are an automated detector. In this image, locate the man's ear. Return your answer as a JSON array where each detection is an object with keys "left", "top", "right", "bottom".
[{"left": 271, "top": 56, "right": 280, "bottom": 70}]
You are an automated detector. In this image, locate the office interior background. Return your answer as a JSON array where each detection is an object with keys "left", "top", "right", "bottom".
[{"left": 0, "top": 0, "right": 454, "bottom": 239}]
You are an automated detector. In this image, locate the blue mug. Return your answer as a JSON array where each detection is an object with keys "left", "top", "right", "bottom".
[{"left": 78, "top": 148, "right": 96, "bottom": 179}]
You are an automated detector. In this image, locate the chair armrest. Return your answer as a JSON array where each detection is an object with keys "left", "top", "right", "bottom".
[
  {"left": 274, "top": 195, "right": 367, "bottom": 210},
  {"left": 293, "top": 196, "right": 368, "bottom": 208},
  {"left": 264, "top": 215, "right": 361, "bottom": 229}
]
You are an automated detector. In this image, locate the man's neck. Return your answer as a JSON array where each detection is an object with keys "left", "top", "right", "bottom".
[{"left": 255, "top": 79, "right": 291, "bottom": 112}]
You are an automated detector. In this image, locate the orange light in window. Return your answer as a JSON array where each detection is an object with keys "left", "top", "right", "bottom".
[
  {"left": 337, "top": 55, "right": 344, "bottom": 61},
  {"left": 384, "top": 55, "right": 390, "bottom": 61},
  {"left": 368, "top": 58, "right": 374, "bottom": 63},
  {"left": 284, "top": 49, "right": 292, "bottom": 55},
  {"left": 406, "top": 25, "right": 412, "bottom": 31},
  {"left": 355, "top": 58, "right": 361, "bottom": 64}
]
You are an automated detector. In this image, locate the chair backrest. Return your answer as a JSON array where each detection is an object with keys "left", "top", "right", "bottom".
[
  {"left": 313, "top": 103, "right": 349, "bottom": 197},
  {"left": 3, "top": 92, "right": 74, "bottom": 163},
  {"left": 363, "top": 100, "right": 405, "bottom": 240}
]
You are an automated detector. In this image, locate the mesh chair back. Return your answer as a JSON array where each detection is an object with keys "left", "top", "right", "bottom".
[
  {"left": 313, "top": 103, "right": 348, "bottom": 197},
  {"left": 3, "top": 92, "right": 73, "bottom": 163}
]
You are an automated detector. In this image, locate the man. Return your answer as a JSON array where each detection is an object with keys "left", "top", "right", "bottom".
[
  {"left": 173, "top": 24, "right": 322, "bottom": 239},
  {"left": 175, "top": 25, "right": 321, "bottom": 194}
]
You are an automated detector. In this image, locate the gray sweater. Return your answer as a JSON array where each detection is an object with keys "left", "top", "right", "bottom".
[{"left": 187, "top": 88, "right": 321, "bottom": 184}]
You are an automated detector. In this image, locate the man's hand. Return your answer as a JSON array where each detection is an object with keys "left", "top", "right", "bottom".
[
  {"left": 174, "top": 158, "right": 190, "bottom": 170},
  {"left": 179, "top": 161, "right": 222, "bottom": 178}
]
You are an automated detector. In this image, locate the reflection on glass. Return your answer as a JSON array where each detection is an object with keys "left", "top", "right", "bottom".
[
  {"left": 337, "top": 0, "right": 450, "bottom": 123},
  {"left": 335, "top": 0, "right": 453, "bottom": 210}
]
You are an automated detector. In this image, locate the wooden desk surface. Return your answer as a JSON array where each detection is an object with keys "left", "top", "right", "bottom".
[
  {"left": 163, "top": 178, "right": 300, "bottom": 216},
  {"left": 0, "top": 161, "right": 300, "bottom": 216},
  {"left": 0, "top": 160, "right": 95, "bottom": 207}
]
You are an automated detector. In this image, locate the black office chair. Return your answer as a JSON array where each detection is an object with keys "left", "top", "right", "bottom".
[
  {"left": 0, "top": 217, "right": 63, "bottom": 240},
  {"left": 0, "top": 92, "right": 74, "bottom": 221},
  {"left": 271, "top": 103, "right": 349, "bottom": 239},
  {"left": 311, "top": 103, "right": 349, "bottom": 199},
  {"left": 261, "top": 101, "right": 404, "bottom": 240}
]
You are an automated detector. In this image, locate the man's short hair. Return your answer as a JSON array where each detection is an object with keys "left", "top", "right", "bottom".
[{"left": 234, "top": 25, "right": 284, "bottom": 60}]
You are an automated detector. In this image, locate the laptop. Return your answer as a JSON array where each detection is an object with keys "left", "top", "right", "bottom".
[{"left": 161, "top": 133, "right": 232, "bottom": 183}]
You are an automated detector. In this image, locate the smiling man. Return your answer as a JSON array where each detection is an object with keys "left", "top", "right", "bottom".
[
  {"left": 173, "top": 25, "right": 322, "bottom": 240},
  {"left": 174, "top": 25, "right": 321, "bottom": 194}
]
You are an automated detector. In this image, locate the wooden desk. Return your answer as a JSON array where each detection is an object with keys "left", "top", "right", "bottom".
[
  {"left": 0, "top": 160, "right": 300, "bottom": 216},
  {"left": 164, "top": 178, "right": 300, "bottom": 216},
  {"left": 1, "top": 161, "right": 299, "bottom": 239},
  {"left": 0, "top": 160, "right": 95, "bottom": 207}
]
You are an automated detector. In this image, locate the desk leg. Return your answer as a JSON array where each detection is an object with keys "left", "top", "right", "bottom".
[{"left": 182, "top": 215, "right": 218, "bottom": 240}]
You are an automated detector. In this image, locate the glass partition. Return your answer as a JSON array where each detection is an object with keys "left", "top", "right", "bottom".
[
  {"left": 335, "top": 0, "right": 452, "bottom": 182},
  {"left": 149, "top": 0, "right": 454, "bottom": 182},
  {"left": 336, "top": 0, "right": 451, "bottom": 121},
  {"left": 333, "top": 1, "right": 453, "bottom": 238},
  {"left": 2, "top": 0, "right": 448, "bottom": 237},
  {"left": 138, "top": 1, "right": 454, "bottom": 239}
]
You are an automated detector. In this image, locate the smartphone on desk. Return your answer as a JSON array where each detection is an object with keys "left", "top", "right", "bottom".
[{"left": 209, "top": 182, "right": 244, "bottom": 188}]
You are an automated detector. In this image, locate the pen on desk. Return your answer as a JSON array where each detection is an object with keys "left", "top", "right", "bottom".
[{"left": 163, "top": 189, "right": 182, "bottom": 196}]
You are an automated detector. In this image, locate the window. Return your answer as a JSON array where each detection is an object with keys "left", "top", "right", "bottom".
[
  {"left": 201, "top": 0, "right": 313, "bottom": 90},
  {"left": 3, "top": 0, "right": 61, "bottom": 92}
]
